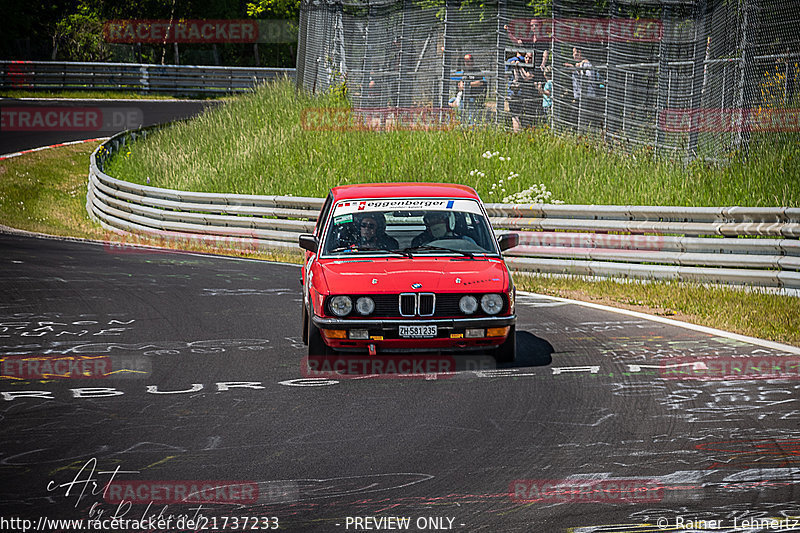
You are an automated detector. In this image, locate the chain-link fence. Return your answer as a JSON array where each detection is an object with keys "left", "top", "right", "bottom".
[{"left": 296, "top": 0, "right": 799, "bottom": 162}]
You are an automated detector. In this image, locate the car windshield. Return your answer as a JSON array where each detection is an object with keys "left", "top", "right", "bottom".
[{"left": 321, "top": 199, "right": 499, "bottom": 256}]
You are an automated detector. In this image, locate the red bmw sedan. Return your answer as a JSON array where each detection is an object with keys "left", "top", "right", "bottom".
[{"left": 299, "top": 183, "right": 519, "bottom": 362}]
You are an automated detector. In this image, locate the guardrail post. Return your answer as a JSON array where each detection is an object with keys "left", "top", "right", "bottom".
[{"left": 139, "top": 65, "right": 149, "bottom": 94}]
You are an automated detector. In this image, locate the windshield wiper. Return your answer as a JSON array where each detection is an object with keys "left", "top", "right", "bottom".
[
  {"left": 400, "top": 244, "right": 475, "bottom": 258},
  {"left": 329, "top": 245, "right": 411, "bottom": 257}
]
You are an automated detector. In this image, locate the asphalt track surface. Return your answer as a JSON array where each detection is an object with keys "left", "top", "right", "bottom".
[
  {"left": 1, "top": 231, "right": 799, "bottom": 532},
  {"left": 0, "top": 99, "right": 218, "bottom": 155}
]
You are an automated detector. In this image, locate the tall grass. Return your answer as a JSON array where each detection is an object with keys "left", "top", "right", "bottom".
[{"left": 105, "top": 78, "right": 799, "bottom": 207}]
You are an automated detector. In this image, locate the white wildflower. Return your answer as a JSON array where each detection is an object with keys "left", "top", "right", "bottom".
[{"left": 501, "top": 182, "right": 564, "bottom": 205}]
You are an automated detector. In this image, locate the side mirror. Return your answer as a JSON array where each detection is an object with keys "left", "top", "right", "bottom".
[
  {"left": 299, "top": 234, "right": 319, "bottom": 253},
  {"left": 498, "top": 233, "right": 519, "bottom": 252}
]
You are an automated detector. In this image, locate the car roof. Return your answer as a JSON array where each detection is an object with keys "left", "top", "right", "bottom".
[{"left": 330, "top": 182, "right": 480, "bottom": 201}]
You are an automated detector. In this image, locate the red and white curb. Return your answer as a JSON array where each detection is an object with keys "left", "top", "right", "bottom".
[{"left": 0, "top": 137, "right": 110, "bottom": 161}]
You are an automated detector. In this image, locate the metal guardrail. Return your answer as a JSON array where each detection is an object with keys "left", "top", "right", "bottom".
[
  {"left": 87, "top": 128, "right": 800, "bottom": 289},
  {"left": 1, "top": 61, "right": 295, "bottom": 94}
]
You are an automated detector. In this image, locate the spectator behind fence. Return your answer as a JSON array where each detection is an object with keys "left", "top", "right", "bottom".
[
  {"left": 528, "top": 18, "right": 550, "bottom": 80},
  {"left": 506, "top": 50, "right": 526, "bottom": 132},
  {"left": 564, "top": 46, "right": 599, "bottom": 130},
  {"left": 449, "top": 80, "right": 464, "bottom": 110},
  {"left": 537, "top": 66, "right": 553, "bottom": 121},
  {"left": 363, "top": 76, "right": 383, "bottom": 129},
  {"left": 462, "top": 54, "right": 487, "bottom": 124},
  {"left": 520, "top": 51, "right": 541, "bottom": 128}
]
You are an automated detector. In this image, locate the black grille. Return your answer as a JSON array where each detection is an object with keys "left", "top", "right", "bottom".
[
  {"left": 419, "top": 293, "right": 435, "bottom": 316},
  {"left": 435, "top": 294, "right": 465, "bottom": 315},
  {"left": 334, "top": 293, "right": 505, "bottom": 318},
  {"left": 399, "top": 294, "right": 416, "bottom": 316}
]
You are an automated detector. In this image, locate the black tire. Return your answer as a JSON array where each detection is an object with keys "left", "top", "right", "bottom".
[
  {"left": 493, "top": 325, "right": 516, "bottom": 364},
  {"left": 307, "top": 319, "right": 333, "bottom": 356},
  {"left": 301, "top": 305, "right": 309, "bottom": 345}
]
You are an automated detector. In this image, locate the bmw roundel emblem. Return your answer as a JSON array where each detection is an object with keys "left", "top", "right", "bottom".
[{"left": 411, "top": 283, "right": 422, "bottom": 289}]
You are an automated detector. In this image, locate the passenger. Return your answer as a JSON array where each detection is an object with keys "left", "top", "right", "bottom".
[{"left": 357, "top": 213, "right": 399, "bottom": 251}]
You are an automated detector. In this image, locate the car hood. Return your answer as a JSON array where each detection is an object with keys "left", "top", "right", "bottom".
[{"left": 313, "top": 257, "right": 510, "bottom": 295}]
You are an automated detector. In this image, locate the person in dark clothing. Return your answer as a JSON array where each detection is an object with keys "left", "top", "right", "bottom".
[
  {"left": 518, "top": 52, "right": 538, "bottom": 129},
  {"left": 507, "top": 50, "right": 526, "bottom": 132},
  {"left": 357, "top": 213, "right": 398, "bottom": 251},
  {"left": 462, "top": 54, "right": 487, "bottom": 124},
  {"left": 411, "top": 212, "right": 475, "bottom": 247},
  {"left": 564, "top": 46, "right": 600, "bottom": 130}
]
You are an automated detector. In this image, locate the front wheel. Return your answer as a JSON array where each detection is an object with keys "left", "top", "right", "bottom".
[
  {"left": 307, "top": 319, "right": 333, "bottom": 356},
  {"left": 301, "top": 306, "right": 309, "bottom": 345},
  {"left": 493, "top": 325, "right": 516, "bottom": 364}
]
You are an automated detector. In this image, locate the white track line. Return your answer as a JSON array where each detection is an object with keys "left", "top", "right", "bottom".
[
  {"left": 0, "top": 137, "right": 109, "bottom": 160},
  {"left": 519, "top": 290, "right": 800, "bottom": 355}
]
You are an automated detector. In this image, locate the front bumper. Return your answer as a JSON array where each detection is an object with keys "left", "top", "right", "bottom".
[{"left": 311, "top": 314, "right": 516, "bottom": 352}]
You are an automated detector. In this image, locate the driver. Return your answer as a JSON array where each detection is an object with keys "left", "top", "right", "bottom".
[{"left": 411, "top": 211, "right": 457, "bottom": 247}]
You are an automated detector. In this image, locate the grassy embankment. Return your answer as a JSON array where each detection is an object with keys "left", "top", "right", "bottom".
[
  {"left": 104, "top": 80, "right": 798, "bottom": 206},
  {"left": 0, "top": 142, "right": 299, "bottom": 263},
  {"left": 1, "top": 79, "right": 798, "bottom": 345}
]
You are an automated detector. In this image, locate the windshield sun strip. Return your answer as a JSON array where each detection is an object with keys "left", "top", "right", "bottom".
[{"left": 319, "top": 197, "right": 500, "bottom": 258}]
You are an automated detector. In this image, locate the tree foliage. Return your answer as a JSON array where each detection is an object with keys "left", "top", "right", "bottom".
[
  {"left": 246, "top": 0, "right": 300, "bottom": 19},
  {"left": 1, "top": 0, "right": 300, "bottom": 66},
  {"left": 53, "top": 12, "right": 110, "bottom": 61}
]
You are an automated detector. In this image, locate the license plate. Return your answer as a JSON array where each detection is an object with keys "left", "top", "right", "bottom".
[{"left": 399, "top": 325, "right": 437, "bottom": 338}]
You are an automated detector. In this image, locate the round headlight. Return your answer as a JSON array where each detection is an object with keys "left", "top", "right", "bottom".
[
  {"left": 459, "top": 295, "right": 479, "bottom": 314},
  {"left": 356, "top": 296, "right": 375, "bottom": 315},
  {"left": 329, "top": 296, "right": 352, "bottom": 317},
  {"left": 480, "top": 294, "right": 503, "bottom": 315}
]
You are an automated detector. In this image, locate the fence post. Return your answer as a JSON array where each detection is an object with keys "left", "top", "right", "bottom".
[
  {"left": 140, "top": 64, "right": 150, "bottom": 94},
  {"left": 296, "top": 2, "right": 309, "bottom": 91},
  {"left": 687, "top": 0, "right": 710, "bottom": 163},
  {"left": 736, "top": 0, "right": 758, "bottom": 159},
  {"left": 495, "top": 0, "right": 506, "bottom": 126},
  {"left": 551, "top": 1, "right": 561, "bottom": 133},
  {"left": 655, "top": 4, "right": 671, "bottom": 157},
  {"left": 604, "top": 0, "right": 618, "bottom": 143},
  {"left": 439, "top": 0, "right": 453, "bottom": 110},
  {"left": 396, "top": 0, "right": 407, "bottom": 108}
]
